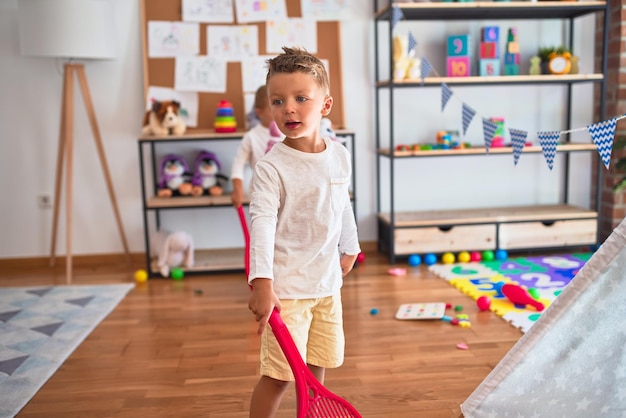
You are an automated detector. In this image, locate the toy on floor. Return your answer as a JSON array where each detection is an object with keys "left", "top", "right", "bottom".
[
  {"left": 191, "top": 151, "right": 228, "bottom": 197},
  {"left": 142, "top": 100, "right": 186, "bottom": 136},
  {"left": 134, "top": 269, "right": 148, "bottom": 283},
  {"left": 171, "top": 267, "right": 185, "bottom": 281},
  {"left": 408, "top": 254, "right": 422, "bottom": 266},
  {"left": 150, "top": 230, "right": 194, "bottom": 278},
  {"left": 501, "top": 283, "right": 545, "bottom": 311},
  {"left": 157, "top": 154, "right": 192, "bottom": 198},
  {"left": 395, "top": 303, "right": 446, "bottom": 320},
  {"left": 476, "top": 295, "right": 491, "bottom": 311}
]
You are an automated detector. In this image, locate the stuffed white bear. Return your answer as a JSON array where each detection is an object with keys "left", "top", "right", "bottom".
[{"left": 150, "top": 230, "right": 194, "bottom": 278}]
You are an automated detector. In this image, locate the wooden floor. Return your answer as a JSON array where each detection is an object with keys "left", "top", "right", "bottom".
[{"left": 1, "top": 248, "right": 524, "bottom": 418}]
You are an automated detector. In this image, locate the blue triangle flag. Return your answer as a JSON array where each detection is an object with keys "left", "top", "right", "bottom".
[
  {"left": 408, "top": 31, "right": 418, "bottom": 55},
  {"left": 462, "top": 103, "right": 476, "bottom": 136},
  {"left": 420, "top": 57, "right": 433, "bottom": 84},
  {"left": 509, "top": 128, "right": 528, "bottom": 165},
  {"left": 587, "top": 118, "right": 616, "bottom": 169},
  {"left": 441, "top": 83, "right": 453, "bottom": 112},
  {"left": 391, "top": 5, "right": 404, "bottom": 29},
  {"left": 482, "top": 118, "right": 498, "bottom": 153},
  {"left": 537, "top": 131, "right": 561, "bottom": 170}
]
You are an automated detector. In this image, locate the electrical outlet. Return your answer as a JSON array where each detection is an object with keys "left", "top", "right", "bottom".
[{"left": 38, "top": 194, "right": 52, "bottom": 209}]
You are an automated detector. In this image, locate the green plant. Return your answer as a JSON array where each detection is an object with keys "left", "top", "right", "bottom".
[
  {"left": 614, "top": 136, "right": 626, "bottom": 191},
  {"left": 537, "top": 46, "right": 571, "bottom": 62}
]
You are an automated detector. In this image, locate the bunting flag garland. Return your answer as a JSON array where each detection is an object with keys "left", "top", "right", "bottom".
[
  {"left": 510, "top": 128, "right": 528, "bottom": 166},
  {"left": 408, "top": 31, "right": 418, "bottom": 55},
  {"left": 482, "top": 118, "right": 498, "bottom": 153},
  {"left": 391, "top": 5, "right": 404, "bottom": 30},
  {"left": 462, "top": 103, "right": 476, "bottom": 136},
  {"left": 420, "top": 57, "right": 433, "bottom": 84},
  {"left": 441, "top": 83, "right": 453, "bottom": 112},
  {"left": 537, "top": 131, "right": 561, "bottom": 170},
  {"left": 588, "top": 118, "right": 616, "bottom": 169}
]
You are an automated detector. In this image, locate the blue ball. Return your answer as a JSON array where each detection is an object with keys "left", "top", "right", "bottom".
[
  {"left": 408, "top": 254, "right": 422, "bottom": 267},
  {"left": 495, "top": 249, "right": 508, "bottom": 261},
  {"left": 370, "top": 308, "right": 379, "bottom": 315},
  {"left": 424, "top": 253, "right": 437, "bottom": 266}
]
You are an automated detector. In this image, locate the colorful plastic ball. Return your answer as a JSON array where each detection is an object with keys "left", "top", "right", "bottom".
[
  {"left": 441, "top": 252, "right": 455, "bottom": 264},
  {"left": 470, "top": 251, "right": 482, "bottom": 262},
  {"left": 476, "top": 296, "right": 491, "bottom": 311},
  {"left": 408, "top": 254, "right": 422, "bottom": 267},
  {"left": 370, "top": 308, "right": 379, "bottom": 315},
  {"left": 482, "top": 250, "right": 495, "bottom": 262},
  {"left": 495, "top": 249, "right": 508, "bottom": 261},
  {"left": 457, "top": 251, "right": 471, "bottom": 263},
  {"left": 357, "top": 252, "right": 366, "bottom": 263},
  {"left": 134, "top": 269, "right": 148, "bottom": 283},
  {"left": 171, "top": 267, "right": 185, "bottom": 281},
  {"left": 424, "top": 253, "right": 437, "bottom": 266}
]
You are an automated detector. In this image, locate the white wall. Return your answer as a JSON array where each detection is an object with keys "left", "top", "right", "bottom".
[{"left": 0, "top": 0, "right": 595, "bottom": 258}]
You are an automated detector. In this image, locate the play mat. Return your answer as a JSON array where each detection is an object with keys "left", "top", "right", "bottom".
[{"left": 429, "top": 253, "right": 591, "bottom": 332}]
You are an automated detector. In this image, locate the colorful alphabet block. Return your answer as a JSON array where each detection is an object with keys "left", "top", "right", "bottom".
[
  {"left": 447, "top": 56, "right": 471, "bottom": 77},
  {"left": 482, "top": 26, "right": 500, "bottom": 42},
  {"left": 447, "top": 35, "right": 471, "bottom": 57},
  {"left": 480, "top": 59, "right": 500, "bottom": 76}
]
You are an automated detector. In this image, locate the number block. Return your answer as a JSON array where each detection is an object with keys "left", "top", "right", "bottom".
[
  {"left": 479, "top": 59, "right": 500, "bottom": 76},
  {"left": 504, "top": 52, "right": 520, "bottom": 65},
  {"left": 504, "top": 64, "right": 520, "bottom": 76},
  {"left": 482, "top": 26, "right": 500, "bottom": 42},
  {"left": 480, "top": 42, "right": 499, "bottom": 59},
  {"left": 507, "top": 42, "right": 520, "bottom": 54},
  {"left": 447, "top": 56, "right": 471, "bottom": 77},
  {"left": 447, "top": 35, "right": 471, "bottom": 57}
]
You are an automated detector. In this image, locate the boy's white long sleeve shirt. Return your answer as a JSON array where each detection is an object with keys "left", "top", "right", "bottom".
[{"left": 248, "top": 137, "right": 360, "bottom": 299}]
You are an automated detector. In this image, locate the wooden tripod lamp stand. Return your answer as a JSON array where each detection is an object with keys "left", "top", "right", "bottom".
[{"left": 18, "top": 0, "right": 129, "bottom": 283}]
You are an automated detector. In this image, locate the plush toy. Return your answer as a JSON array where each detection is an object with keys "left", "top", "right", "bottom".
[
  {"left": 150, "top": 230, "right": 194, "bottom": 278},
  {"left": 393, "top": 34, "right": 421, "bottom": 81},
  {"left": 142, "top": 100, "right": 187, "bottom": 136},
  {"left": 157, "top": 154, "right": 192, "bottom": 198},
  {"left": 191, "top": 151, "right": 229, "bottom": 197}
]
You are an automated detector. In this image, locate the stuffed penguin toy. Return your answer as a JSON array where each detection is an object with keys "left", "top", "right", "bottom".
[
  {"left": 191, "top": 151, "right": 229, "bottom": 197},
  {"left": 157, "top": 154, "right": 192, "bottom": 198}
]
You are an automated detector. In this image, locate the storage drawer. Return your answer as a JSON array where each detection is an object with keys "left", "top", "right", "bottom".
[
  {"left": 394, "top": 224, "right": 496, "bottom": 255},
  {"left": 498, "top": 219, "right": 597, "bottom": 250}
]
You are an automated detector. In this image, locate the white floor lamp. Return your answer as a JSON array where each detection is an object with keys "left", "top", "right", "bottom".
[{"left": 18, "top": 0, "right": 130, "bottom": 284}]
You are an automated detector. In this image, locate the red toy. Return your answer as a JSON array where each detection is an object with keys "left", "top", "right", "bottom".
[
  {"left": 501, "top": 283, "right": 545, "bottom": 311},
  {"left": 476, "top": 296, "right": 491, "bottom": 311}
]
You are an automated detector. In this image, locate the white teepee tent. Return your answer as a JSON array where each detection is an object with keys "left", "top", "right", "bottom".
[{"left": 462, "top": 218, "right": 626, "bottom": 418}]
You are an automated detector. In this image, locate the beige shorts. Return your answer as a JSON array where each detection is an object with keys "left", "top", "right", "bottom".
[{"left": 259, "top": 292, "right": 345, "bottom": 382}]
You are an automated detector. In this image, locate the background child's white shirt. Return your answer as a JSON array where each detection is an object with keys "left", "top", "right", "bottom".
[
  {"left": 248, "top": 137, "right": 361, "bottom": 299},
  {"left": 231, "top": 124, "right": 277, "bottom": 181}
]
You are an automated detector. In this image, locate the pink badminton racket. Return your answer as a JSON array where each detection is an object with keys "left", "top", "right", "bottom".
[{"left": 237, "top": 205, "right": 361, "bottom": 418}]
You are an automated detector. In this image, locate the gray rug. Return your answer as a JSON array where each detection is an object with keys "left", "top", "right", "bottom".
[{"left": 0, "top": 284, "right": 134, "bottom": 418}]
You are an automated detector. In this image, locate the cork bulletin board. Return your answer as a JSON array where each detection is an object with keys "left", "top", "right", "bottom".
[{"left": 140, "top": 0, "right": 346, "bottom": 132}]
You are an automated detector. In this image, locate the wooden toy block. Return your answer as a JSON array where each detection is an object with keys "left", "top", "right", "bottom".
[
  {"left": 504, "top": 52, "right": 520, "bottom": 65},
  {"left": 504, "top": 64, "right": 519, "bottom": 75},
  {"left": 480, "top": 42, "right": 499, "bottom": 59},
  {"left": 447, "top": 35, "right": 471, "bottom": 57},
  {"left": 479, "top": 59, "right": 500, "bottom": 76},
  {"left": 507, "top": 42, "right": 520, "bottom": 54},
  {"left": 482, "top": 26, "right": 499, "bottom": 42},
  {"left": 447, "top": 56, "right": 471, "bottom": 77}
]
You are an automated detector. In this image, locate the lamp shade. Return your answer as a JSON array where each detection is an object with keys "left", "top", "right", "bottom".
[{"left": 18, "top": 0, "right": 116, "bottom": 60}]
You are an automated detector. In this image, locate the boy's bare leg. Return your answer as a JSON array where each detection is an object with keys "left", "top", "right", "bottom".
[
  {"left": 249, "top": 376, "right": 291, "bottom": 418},
  {"left": 308, "top": 364, "right": 325, "bottom": 384}
]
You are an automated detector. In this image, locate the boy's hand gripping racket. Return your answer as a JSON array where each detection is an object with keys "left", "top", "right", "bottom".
[{"left": 237, "top": 206, "right": 361, "bottom": 418}]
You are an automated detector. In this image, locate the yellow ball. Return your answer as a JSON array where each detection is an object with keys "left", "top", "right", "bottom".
[
  {"left": 457, "top": 251, "right": 471, "bottom": 263},
  {"left": 134, "top": 269, "right": 148, "bottom": 283},
  {"left": 442, "top": 252, "right": 455, "bottom": 264}
]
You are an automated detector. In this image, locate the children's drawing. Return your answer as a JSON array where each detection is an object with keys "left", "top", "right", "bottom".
[
  {"left": 234, "top": 0, "right": 287, "bottom": 24},
  {"left": 145, "top": 86, "right": 199, "bottom": 127},
  {"left": 175, "top": 56, "right": 227, "bottom": 93},
  {"left": 148, "top": 21, "right": 199, "bottom": 58},
  {"left": 182, "top": 0, "right": 234, "bottom": 23},
  {"left": 241, "top": 56, "right": 273, "bottom": 92},
  {"left": 266, "top": 19, "right": 317, "bottom": 54},
  {"left": 207, "top": 25, "right": 259, "bottom": 62},
  {"left": 300, "top": 0, "right": 351, "bottom": 21}
]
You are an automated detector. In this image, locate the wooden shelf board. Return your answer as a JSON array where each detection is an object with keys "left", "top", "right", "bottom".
[
  {"left": 375, "top": 1, "right": 607, "bottom": 21},
  {"left": 146, "top": 195, "right": 248, "bottom": 209},
  {"left": 138, "top": 129, "right": 355, "bottom": 142},
  {"left": 378, "top": 205, "right": 597, "bottom": 227},
  {"left": 377, "top": 74, "right": 603, "bottom": 88},
  {"left": 379, "top": 143, "right": 596, "bottom": 157},
  {"left": 150, "top": 248, "right": 244, "bottom": 274}
]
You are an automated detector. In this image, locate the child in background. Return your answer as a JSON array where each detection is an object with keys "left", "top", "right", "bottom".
[
  {"left": 230, "top": 85, "right": 283, "bottom": 208},
  {"left": 247, "top": 47, "right": 360, "bottom": 418}
]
